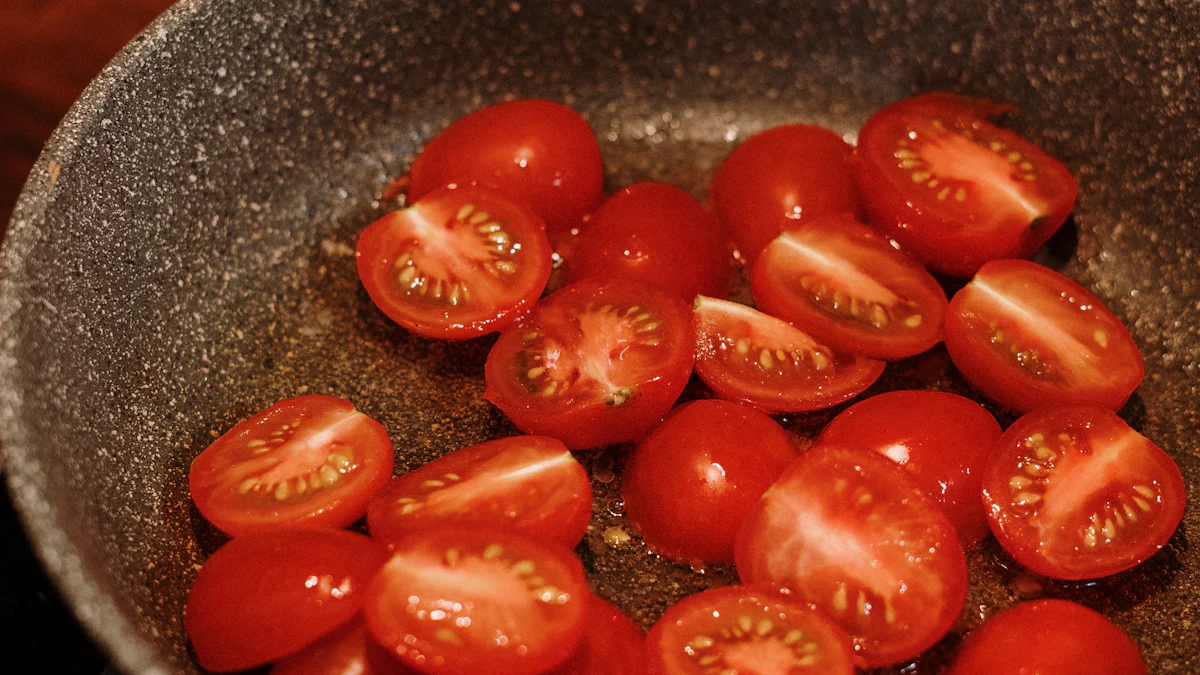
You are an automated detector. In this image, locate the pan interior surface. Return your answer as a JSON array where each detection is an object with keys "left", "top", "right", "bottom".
[{"left": 1, "top": 0, "right": 1198, "bottom": 673}]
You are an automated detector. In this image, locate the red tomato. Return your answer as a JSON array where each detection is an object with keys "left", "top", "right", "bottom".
[
  {"left": 565, "top": 182, "right": 731, "bottom": 301},
  {"left": 270, "top": 619, "right": 414, "bottom": 675},
  {"left": 189, "top": 395, "right": 393, "bottom": 537},
  {"left": 549, "top": 596, "right": 645, "bottom": 675},
  {"left": 484, "top": 278, "right": 694, "bottom": 449},
  {"left": 751, "top": 213, "right": 947, "bottom": 360},
  {"left": 366, "top": 435, "right": 591, "bottom": 548},
  {"left": 710, "top": 124, "right": 861, "bottom": 264},
  {"left": 981, "top": 405, "right": 1185, "bottom": 580},
  {"left": 364, "top": 528, "right": 588, "bottom": 675},
  {"left": 646, "top": 586, "right": 857, "bottom": 675},
  {"left": 185, "top": 530, "right": 388, "bottom": 673},
  {"left": 622, "top": 400, "right": 797, "bottom": 563},
  {"left": 692, "top": 295, "right": 884, "bottom": 413},
  {"left": 819, "top": 391, "right": 1001, "bottom": 547},
  {"left": 356, "top": 185, "right": 553, "bottom": 339},
  {"left": 946, "top": 599, "right": 1148, "bottom": 675},
  {"left": 735, "top": 445, "right": 967, "bottom": 667},
  {"left": 854, "top": 93, "right": 1078, "bottom": 277},
  {"left": 944, "top": 259, "right": 1144, "bottom": 414},
  {"left": 407, "top": 99, "right": 604, "bottom": 238}
]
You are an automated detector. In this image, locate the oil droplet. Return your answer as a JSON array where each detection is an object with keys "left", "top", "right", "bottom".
[{"left": 606, "top": 499, "right": 626, "bottom": 517}]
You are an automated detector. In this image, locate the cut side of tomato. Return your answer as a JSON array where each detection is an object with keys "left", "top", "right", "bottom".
[
  {"left": 692, "top": 295, "right": 884, "bottom": 413},
  {"left": 484, "top": 278, "right": 694, "bottom": 449},
  {"left": 944, "top": 259, "right": 1144, "bottom": 414},
  {"left": 366, "top": 435, "right": 592, "bottom": 548},
  {"left": 269, "top": 619, "right": 414, "bottom": 675},
  {"left": 364, "top": 528, "right": 588, "bottom": 675},
  {"left": 981, "top": 405, "right": 1185, "bottom": 580},
  {"left": 549, "top": 596, "right": 645, "bottom": 675},
  {"left": 356, "top": 184, "right": 553, "bottom": 339},
  {"left": 751, "top": 213, "right": 947, "bottom": 360},
  {"left": 735, "top": 445, "right": 967, "bottom": 667},
  {"left": 189, "top": 395, "right": 393, "bottom": 537}
]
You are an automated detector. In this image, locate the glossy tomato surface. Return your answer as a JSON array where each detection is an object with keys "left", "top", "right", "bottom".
[
  {"left": 945, "top": 259, "right": 1144, "bottom": 414},
  {"left": 855, "top": 93, "right": 1078, "bottom": 277},
  {"left": 366, "top": 435, "right": 591, "bottom": 548},
  {"left": 364, "top": 528, "right": 588, "bottom": 675},
  {"left": 189, "top": 395, "right": 393, "bottom": 537},
  {"left": 485, "top": 278, "right": 694, "bottom": 449},
  {"left": 549, "top": 596, "right": 645, "bottom": 675},
  {"left": 357, "top": 184, "right": 553, "bottom": 339},
  {"left": 566, "top": 182, "right": 731, "bottom": 301},
  {"left": 270, "top": 619, "right": 414, "bottom": 675},
  {"left": 623, "top": 399, "right": 797, "bottom": 563},
  {"left": 751, "top": 213, "right": 947, "bottom": 360},
  {"left": 736, "top": 445, "right": 967, "bottom": 667},
  {"left": 710, "top": 124, "right": 860, "bottom": 264},
  {"left": 946, "top": 599, "right": 1148, "bottom": 675},
  {"left": 820, "top": 390, "right": 1000, "bottom": 546},
  {"left": 646, "top": 585, "right": 857, "bottom": 675},
  {"left": 407, "top": 99, "right": 604, "bottom": 237},
  {"left": 692, "top": 295, "right": 884, "bottom": 413},
  {"left": 982, "top": 405, "right": 1185, "bottom": 580},
  {"left": 185, "top": 530, "right": 388, "bottom": 673}
]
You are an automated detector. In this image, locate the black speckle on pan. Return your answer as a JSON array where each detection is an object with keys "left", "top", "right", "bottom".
[{"left": 1, "top": 0, "right": 1198, "bottom": 673}]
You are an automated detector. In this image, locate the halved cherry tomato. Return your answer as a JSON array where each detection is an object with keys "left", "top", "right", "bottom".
[
  {"left": 646, "top": 585, "right": 857, "bottom": 675},
  {"left": 364, "top": 528, "right": 588, "bottom": 675},
  {"left": 565, "top": 182, "right": 732, "bottom": 301},
  {"left": 819, "top": 391, "right": 1000, "bottom": 547},
  {"left": 356, "top": 184, "right": 553, "bottom": 339},
  {"left": 366, "top": 435, "right": 591, "bottom": 548},
  {"left": 751, "top": 213, "right": 947, "bottom": 360},
  {"left": 981, "top": 405, "right": 1185, "bottom": 580},
  {"left": 270, "top": 619, "right": 414, "bottom": 675},
  {"left": 710, "top": 124, "right": 861, "bottom": 264},
  {"left": 692, "top": 295, "right": 884, "bottom": 413},
  {"left": 944, "top": 259, "right": 1144, "bottom": 414},
  {"left": 189, "top": 395, "right": 393, "bottom": 537},
  {"left": 855, "top": 93, "right": 1078, "bottom": 277},
  {"left": 623, "top": 399, "right": 797, "bottom": 563},
  {"left": 185, "top": 529, "right": 388, "bottom": 673},
  {"left": 947, "top": 599, "right": 1148, "bottom": 675},
  {"left": 550, "top": 596, "right": 645, "bottom": 675},
  {"left": 484, "top": 278, "right": 694, "bottom": 449},
  {"left": 407, "top": 99, "right": 604, "bottom": 238},
  {"left": 735, "top": 445, "right": 967, "bottom": 667}
]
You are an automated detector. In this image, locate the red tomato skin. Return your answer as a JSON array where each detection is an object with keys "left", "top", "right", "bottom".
[
  {"left": 189, "top": 395, "right": 394, "bottom": 537},
  {"left": 710, "top": 124, "right": 861, "bottom": 264},
  {"left": 819, "top": 391, "right": 1000, "bottom": 546},
  {"left": 622, "top": 400, "right": 797, "bottom": 563},
  {"left": 185, "top": 530, "right": 388, "bottom": 673},
  {"left": 548, "top": 596, "right": 645, "bottom": 675},
  {"left": 946, "top": 599, "right": 1148, "bottom": 675},
  {"left": 270, "top": 619, "right": 416, "bottom": 675},
  {"left": 407, "top": 99, "right": 604, "bottom": 237},
  {"left": 565, "top": 182, "right": 732, "bottom": 301}
]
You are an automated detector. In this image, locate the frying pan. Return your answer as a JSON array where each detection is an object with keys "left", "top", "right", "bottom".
[{"left": 2, "top": 0, "right": 1198, "bottom": 672}]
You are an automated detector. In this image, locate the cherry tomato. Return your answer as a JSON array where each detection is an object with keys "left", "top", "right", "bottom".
[
  {"left": 944, "top": 259, "right": 1144, "bottom": 414},
  {"left": 189, "top": 395, "right": 393, "bottom": 537},
  {"left": 364, "top": 528, "right": 588, "bottom": 675},
  {"left": 981, "top": 405, "right": 1185, "bottom": 580},
  {"left": 819, "top": 391, "right": 1000, "bottom": 546},
  {"left": 270, "top": 619, "right": 414, "bottom": 675},
  {"left": 622, "top": 399, "right": 797, "bottom": 563},
  {"left": 854, "top": 93, "right": 1078, "bottom": 277},
  {"left": 646, "top": 585, "right": 857, "bottom": 675},
  {"left": 356, "top": 185, "right": 553, "bottom": 339},
  {"left": 565, "top": 182, "right": 731, "bottom": 301},
  {"left": 549, "top": 595, "right": 645, "bottom": 675},
  {"left": 751, "top": 213, "right": 947, "bottom": 360},
  {"left": 407, "top": 99, "right": 604, "bottom": 238},
  {"left": 185, "top": 530, "right": 388, "bottom": 673},
  {"left": 366, "top": 435, "right": 591, "bottom": 548},
  {"left": 946, "top": 599, "right": 1148, "bottom": 675},
  {"left": 484, "top": 278, "right": 694, "bottom": 449},
  {"left": 692, "top": 295, "right": 884, "bottom": 413},
  {"left": 735, "top": 445, "right": 967, "bottom": 667},
  {"left": 710, "top": 124, "right": 861, "bottom": 264}
]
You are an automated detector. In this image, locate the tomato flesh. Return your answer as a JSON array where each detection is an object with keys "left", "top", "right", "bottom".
[
  {"left": 189, "top": 395, "right": 393, "bottom": 537},
  {"left": 549, "top": 596, "right": 645, "bottom": 675},
  {"left": 270, "top": 619, "right": 413, "bottom": 675}
]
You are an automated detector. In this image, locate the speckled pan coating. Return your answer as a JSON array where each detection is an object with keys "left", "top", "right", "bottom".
[{"left": 1, "top": 0, "right": 1198, "bottom": 673}]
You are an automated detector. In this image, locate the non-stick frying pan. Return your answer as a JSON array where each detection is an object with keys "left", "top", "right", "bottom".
[{"left": 2, "top": 0, "right": 1198, "bottom": 672}]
